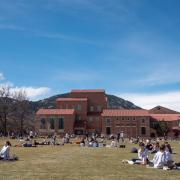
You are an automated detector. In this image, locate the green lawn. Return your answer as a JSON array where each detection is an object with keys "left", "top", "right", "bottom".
[{"left": 0, "top": 138, "right": 180, "bottom": 180}]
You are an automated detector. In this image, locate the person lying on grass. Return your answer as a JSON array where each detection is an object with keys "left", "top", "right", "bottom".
[
  {"left": 122, "top": 142, "right": 149, "bottom": 165},
  {"left": 105, "top": 137, "right": 118, "bottom": 148}
]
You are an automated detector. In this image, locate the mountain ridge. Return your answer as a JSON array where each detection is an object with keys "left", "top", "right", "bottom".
[{"left": 29, "top": 93, "right": 141, "bottom": 112}]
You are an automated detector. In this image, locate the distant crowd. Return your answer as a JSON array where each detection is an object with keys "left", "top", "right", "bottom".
[{"left": 0, "top": 131, "right": 180, "bottom": 170}]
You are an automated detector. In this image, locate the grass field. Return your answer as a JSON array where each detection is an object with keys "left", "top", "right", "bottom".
[{"left": 0, "top": 138, "right": 180, "bottom": 180}]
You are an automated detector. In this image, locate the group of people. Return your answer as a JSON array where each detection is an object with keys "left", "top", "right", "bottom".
[
  {"left": 123, "top": 139, "right": 179, "bottom": 170},
  {"left": 0, "top": 134, "right": 179, "bottom": 170},
  {"left": 79, "top": 134, "right": 126, "bottom": 148},
  {"left": 19, "top": 133, "right": 72, "bottom": 147}
]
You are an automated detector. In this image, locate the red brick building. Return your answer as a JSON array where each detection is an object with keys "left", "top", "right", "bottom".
[{"left": 35, "top": 89, "right": 180, "bottom": 137}]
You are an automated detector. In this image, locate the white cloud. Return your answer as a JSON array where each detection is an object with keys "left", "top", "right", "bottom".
[
  {"left": 0, "top": 72, "right": 51, "bottom": 100},
  {"left": 0, "top": 72, "right": 5, "bottom": 80},
  {"left": 118, "top": 91, "right": 180, "bottom": 112},
  {"left": 11, "top": 86, "right": 51, "bottom": 100}
]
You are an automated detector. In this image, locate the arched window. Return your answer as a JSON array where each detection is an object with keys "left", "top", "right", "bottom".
[
  {"left": 90, "top": 106, "right": 94, "bottom": 112},
  {"left": 59, "top": 117, "right": 64, "bottom": 129},
  {"left": 97, "top": 105, "right": 102, "bottom": 112},
  {"left": 49, "top": 118, "right": 55, "bottom": 129},
  {"left": 77, "top": 104, "right": 81, "bottom": 111},
  {"left": 40, "top": 118, "right": 46, "bottom": 129},
  {"left": 106, "top": 119, "right": 111, "bottom": 126},
  {"left": 141, "top": 127, "right": 146, "bottom": 135}
]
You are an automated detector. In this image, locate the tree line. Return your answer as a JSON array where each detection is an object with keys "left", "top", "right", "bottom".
[{"left": 0, "top": 85, "right": 34, "bottom": 136}]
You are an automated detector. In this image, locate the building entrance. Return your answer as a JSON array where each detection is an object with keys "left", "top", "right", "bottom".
[{"left": 106, "top": 127, "right": 111, "bottom": 135}]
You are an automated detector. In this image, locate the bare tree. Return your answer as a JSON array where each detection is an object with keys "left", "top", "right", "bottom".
[
  {"left": 0, "top": 86, "right": 34, "bottom": 137},
  {"left": 13, "top": 90, "right": 32, "bottom": 137},
  {"left": 0, "top": 85, "right": 12, "bottom": 136}
]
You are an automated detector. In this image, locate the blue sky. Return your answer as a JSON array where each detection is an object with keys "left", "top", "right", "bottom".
[{"left": 0, "top": 0, "right": 180, "bottom": 110}]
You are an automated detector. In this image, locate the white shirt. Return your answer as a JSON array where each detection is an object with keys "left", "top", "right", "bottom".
[
  {"left": 110, "top": 140, "right": 117, "bottom": 147},
  {"left": 30, "top": 131, "right": 33, "bottom": 136},
  {"left": 0, "top": 145, "right": 10, "bottom": 160},
  {"left": 153, "top": 151, "right": 166, "bottom": 168},
  {"left": 120, "top": 132, "right": 124, "bottom": 138},
  {"left": 138, "top": 148, "right": 148, "bottom": 163},
  {"left": 165, "top": 150, "right": 172, "bottom": 162}
]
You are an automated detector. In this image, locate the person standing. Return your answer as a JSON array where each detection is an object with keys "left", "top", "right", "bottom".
[
  {"left": 116, "top": 133, "right": 120, "bottom": 143},
  {"left": 120, "top": 131, "right": 124, "bottom": 142}
]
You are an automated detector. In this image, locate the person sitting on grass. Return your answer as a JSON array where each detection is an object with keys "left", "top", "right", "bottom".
[
  {"left": 137, "top": 142, "right": 149, "bottom": 164},
  {"left": 92, "top": 139, "right": 99, "bottom": 147},
  {"left": 164, "top": 141, "right": 172, "bottom": 154},
  {"left": 80, "top": 137, "right": 85, "bottom": 147},
  {"left": 164, "top": 143, "right": 176, "bottom": 169},
  {"left": 0, "top": 141, "right": 11, "bottom": 160},
  {"left": 110, "top": 137, "right": 118, "bottom": 147},
  {"left": 145, "top": 139, "right": 153, "bottom": 151},
  {"left": 151, "top": 144, "right": 166, "bottom": 169},
  {"left": 122, "top": 142, "right": 149, "bottom": 165},
  {"left": 88, "top": 137, "right": 94, "bottom": 147},
  {"left": 151, "top": 142, "right": 160, "bottom": 154}
]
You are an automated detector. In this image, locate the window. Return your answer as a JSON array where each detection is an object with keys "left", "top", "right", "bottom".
[
  {"left": 77, "top": 115, "right": 81, "bottom": 120},
  {"left": 141, "top": 127, "right": 146, "bottom": 135},
  {"left": 90, "top": 106, "right": 94, "bottom": 112},
  {"left": 59, "top": 117, "right": 64, "bottom": 129},
  {"left": 49, "top": 118, "right": 55, "bottom": 129},
  {"left": 142, "top": 119, "right": 145, "bottom": 123},
  {"left": 88, "top": 117, "right": 93, "bottom": 122},
  {"left": 116, "top": 118, "right": 120, "bottom": 126},
  {"left": 106, "top": 119, "right": 111, "bottom": 126},
  {"left": 77, "top": 104, "right": 81, "bottom": 111},
  {"left": 40, "top": 118, "right": 46, "bottom": 129},
  {"left": 66, "top": 104, "right": 68, "bottom": 109},
  {"left": 97, "top": 105, "right": 102, "bottom": 112},
  {"left": 133, "top": 118, "right": 136, "bottom": 121}
]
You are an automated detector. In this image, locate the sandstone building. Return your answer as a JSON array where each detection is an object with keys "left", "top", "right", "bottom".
[{"left": 35, "top": 89, "right": 180, "bottom": 137}]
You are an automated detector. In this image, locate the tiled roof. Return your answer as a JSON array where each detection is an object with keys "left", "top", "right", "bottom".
[
  {"left": 172, "top": 126, "right": 180, "bottom": 130},
  {"left": 102, "top": 109, "right": 149, "bottom": 117},
  {"left": 102, "top": 109, "right": 180, "bottom": 121},
  {"left": 150, "top": 114, "right": 180, "bottom": 121},
  {"left": 71, "top": 89, "right": 105, "bottom": 93},
  {"left": 149, "top": 106, "right": 179, "bottom": 114},
  {"left": 56, "top": 98, "right": 87, "bottom": 102},
  {"left": 36, "top": 109, "right": 75, "bottom": 115}
]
